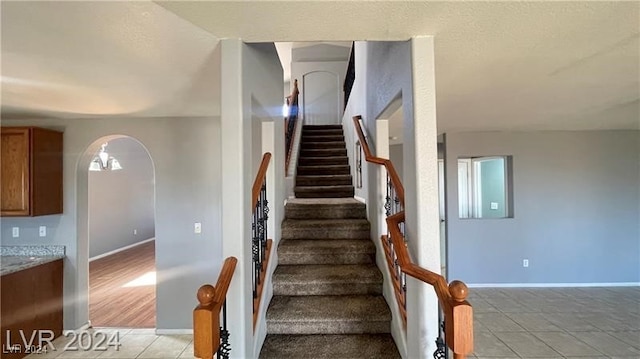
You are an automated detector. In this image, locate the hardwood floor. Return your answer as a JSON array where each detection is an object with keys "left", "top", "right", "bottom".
[{"left": 89, "top": 240, "right": 156, "bottom": 328}]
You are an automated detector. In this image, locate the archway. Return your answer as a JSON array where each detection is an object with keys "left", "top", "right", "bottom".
[{"left": 78, "top": 135, "right": 157, "bottom": 328}]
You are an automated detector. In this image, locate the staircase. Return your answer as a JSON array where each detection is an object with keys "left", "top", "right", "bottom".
[
  {"left": 260, "top": 125, "right": 399, "bottom": 358},
  {"left": 294, "top": 125, "right": 354, "bottom": 198}
]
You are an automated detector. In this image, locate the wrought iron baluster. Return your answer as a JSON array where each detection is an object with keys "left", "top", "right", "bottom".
[
  {"left": 251, "top": 178, "right": 270, "bottom": 310},
  {"left": 385, "top": 172, "right": 392, "bottom": 217},
  {"left": 252, "top": 204, "right": 259, "bottom": 299},
  {"left": 433, "top": 309, "right": 447, "bottom": 359},
  {"left": 218, "top": 301, "right": 231, "bottom": 359}
]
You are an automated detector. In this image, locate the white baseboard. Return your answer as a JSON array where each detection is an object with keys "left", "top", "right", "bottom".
[
  {"left": 62, "top": 322, "right": 91, "bottom": 334},
  {"left": 468, "top": 282, "right": 640, "bottom": 288},
  {"left": 90, "top": 237, "right": 155, "bottom": 262},
  {"left": 354, "top": 196, "right": 366, "bottom": 203},
  {"left": 155, "top": 329, "right": 193, "bottom": 335}
]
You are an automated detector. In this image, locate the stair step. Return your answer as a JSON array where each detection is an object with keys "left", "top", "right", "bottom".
[
  {"left": 300, "top": 141, "right": 346, "bottom": 149},
  {"left": 266, "top": 295, "right": 391, "bottom": 334},
  {"left": 299, "top": 148, "right": 347, "bottom": 157},
  {"left": 301, "top": 129, "right": 343, "bottom": 136},
  {"left": 298, "top": 156, "right": 348, "bottom": 166},
  {"left": 277, "top": 239, "right": 375, "bottom": 265},
  {"left": 294, "top": 185, "right": 354, "bottom": 198},
  {"left": 273, "top": 264, "right": 382, "bottom": 296},
  {"left": 260, "top": 334, "right": 400, "bottom": 359},
  {"left": 303, "top": 124, "right": 343, "bottom": 130},
  {"left": 299, "top": 135, "right": 344, "bottom": 142},
  {"left": 285, "top": 198, "right": 366, "bottom": 219},
  {"left": 297, "top": 165, "right": 350, "bottom": 175},
  {"left": 282, "top": 219, "right": 369, "bottom": 240},
  {"left": 296, "top": 175, "right": 352, "bottom": 186}
]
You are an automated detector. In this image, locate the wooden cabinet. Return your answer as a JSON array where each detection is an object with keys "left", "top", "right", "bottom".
[
  {"left": 0, "top": 259, "right": 64, "bottom": 359},
  {"left": 1, "top": 127, "right": 63, "bottom": 216}
]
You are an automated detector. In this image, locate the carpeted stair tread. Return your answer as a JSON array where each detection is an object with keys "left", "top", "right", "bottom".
[
  {"left": 296, "top": 174, "right": 352, "bottom": 186},
  {"left": 299, "top": 135, "right": 345, "bottom": 142},
  {"left": 266, "top": 295, "right": 391, "bottom": 334},
  {"left": 294, "top": 185, "right": 354, "bottom": 199},
  {"left": 277, "top": 238, "right": 375, "bottom": 265},
  {"left": 282, "top": 218, "right": 369, "bottom": 240},
  {"left": 302, "top": 129, "right": 344, "bottom": 137},
  {"left": 273, "top": 264, "right": 382, "bottom": 296},
  {"left": 300, "top": 148, "right": 348, "bottom": 157},
  {"left": 285, "top": 198, "right": 366, "bottom": 219},
  {"left": 303, "top": 124, "right": 343, "bottom": 130},
  {"left": 300, "top": 141, "right": 347, "bottom": 149},
  {"left": 298, "top": 156, "right": 349, "bottom": 166},
  {"left": 297, "top": 165, "right": 350, "bottom": 176},
  {"left": 259, "top": 334, "right": 400, "bottom": 359}
]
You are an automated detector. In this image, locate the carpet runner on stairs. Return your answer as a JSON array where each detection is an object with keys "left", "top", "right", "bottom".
[
  {"left": 260, "top": 125, "right": 400, "bottom": 358},
  {"left": 294, "top": 124, "right": 354, "bottom": 198}
]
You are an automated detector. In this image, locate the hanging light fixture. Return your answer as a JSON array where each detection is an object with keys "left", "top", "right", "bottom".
[{"left": 89, "top": 143, "right": 123, "bottom": 171}]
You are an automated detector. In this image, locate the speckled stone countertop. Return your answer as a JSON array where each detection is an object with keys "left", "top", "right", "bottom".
[{"left": 1, "top": 245, "right": 65, "bottom": 276}]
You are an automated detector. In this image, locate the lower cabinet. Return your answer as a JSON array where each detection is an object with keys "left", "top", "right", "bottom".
[{"left": 0, "top": 259, "right": 63, "bottom": 359}]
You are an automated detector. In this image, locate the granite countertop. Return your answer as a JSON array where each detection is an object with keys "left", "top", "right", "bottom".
[{"left": 0, "top": 245, "right": 65, "bottom": 276}]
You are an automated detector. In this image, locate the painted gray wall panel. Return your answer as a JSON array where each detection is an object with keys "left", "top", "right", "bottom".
[
  {"left": 389, "top": 144, "right": 404, "bottom": 182},
  {"left": 89, "top": 137, "right": 155, "bottom": 258},
  {"left": 445, "top": 130, "right": 640, "bottom": 284}
]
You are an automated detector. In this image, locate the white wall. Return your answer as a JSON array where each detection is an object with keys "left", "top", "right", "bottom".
[
  {"left": 219, "top": 40, "right": 284, "bottom": 358},
  {"left": 302, "top": 70, "right": 341, "bottom": 125},
  {"left": 291, "top": 44, "right": 349, "bottom": 124},
  {"left": 445, "top": 130, "right": 640, "bottom": 285},
  {"left": 389, "top": 144, "right": 404, "bottom": 182},
  {"left": 88, "top": 137, "right": 155, "bottom": 258}
]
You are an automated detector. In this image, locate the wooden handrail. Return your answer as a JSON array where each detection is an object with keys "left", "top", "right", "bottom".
[
  {"left": 194, "top": 257, "right": 238, "bottom": 359},
  {"left": 353, "top": 115, "right": 473, "bottom": 358},
  {"left": 252, "top": 152, "right": 272, "bottom": 207},
  {"left": 288, "top": 79, "right": 299, "bottom": 116},
  {"left": 285, "top": 79, "right": 300, "bottom": 174},
  {"left": 352, "top": 116, "right": 405, "bottom": 206}
]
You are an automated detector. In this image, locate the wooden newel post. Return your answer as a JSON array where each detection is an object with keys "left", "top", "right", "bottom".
[
  {"left": 446, "top": 280, "right": 474, "bottom": 359},
  {"left": 194, "top": 284, "right": 221, "bottom": 359}
]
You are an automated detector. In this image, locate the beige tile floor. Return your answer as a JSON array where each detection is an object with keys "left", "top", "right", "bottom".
[
  {"left": 24, "top": 287, "right": 639, "bottom": 359},
  {"left": 468, "top": 287, "right": 640, "bottom": 359}
]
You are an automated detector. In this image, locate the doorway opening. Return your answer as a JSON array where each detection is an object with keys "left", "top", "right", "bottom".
[{"left": 85, "top": 136, "right": 156, "bottom": 328}]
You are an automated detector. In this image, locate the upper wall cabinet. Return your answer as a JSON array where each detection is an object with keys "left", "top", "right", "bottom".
[{"left": 1, "top": 127, "right": 63, "bottom": 216}]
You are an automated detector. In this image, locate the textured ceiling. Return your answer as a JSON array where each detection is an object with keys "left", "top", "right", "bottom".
[
  {"left": 1, "top": 1, "right": 638, "bottom": 132},
  {"left": 1, "top": 2, "right": 220, "bottom": 119}
]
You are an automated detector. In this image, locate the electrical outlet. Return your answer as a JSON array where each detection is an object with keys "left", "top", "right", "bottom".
[
  {"left": 523, "top": 259, "right": 529, "bottom": 267},
  {"left": 133, "top": 229, "right": 137, "bottom": 235},
  {"left": 39, "top": 226, "right": 46, "bottom": 237},
  {"left": 12, "top": 227, "right": 19, "bottom": 238},
  {"left": 194, "top": 222, "right": 202, "bottom": 234}
]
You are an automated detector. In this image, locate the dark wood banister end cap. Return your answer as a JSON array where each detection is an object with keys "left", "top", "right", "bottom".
[
  {"left": 449, "top": 280, "right": 469, "bottom": 302},
  {"left": 197, "top": 284, "right": 216, "bottom": 306}
]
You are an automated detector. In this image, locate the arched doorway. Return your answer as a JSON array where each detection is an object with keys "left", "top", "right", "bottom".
[
  {"left": 303, "top": 71, "right": 341, "bottom": 125},
  {"left": 80, "top": 135, "right": 157, "bottom": 328}
]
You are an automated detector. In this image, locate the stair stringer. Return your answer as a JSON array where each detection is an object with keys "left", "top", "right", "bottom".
[{"left": 252, "top": 243, "right": 278, "bottom": 357}]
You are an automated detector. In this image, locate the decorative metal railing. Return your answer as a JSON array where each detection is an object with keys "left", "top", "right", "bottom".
[
  {"left": 193, "top": 257, "right": 237, "bottom": 359},
  {"left": 251, "top": 153, "right": 273, "bottom": 328},
  {"left": 353, "top": 115, "right": 474, "bottom": 359},
  {"left": 382, "top": 170, "right": 408, "bottom": 324}
]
